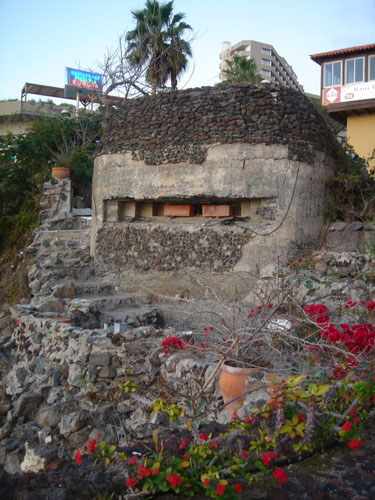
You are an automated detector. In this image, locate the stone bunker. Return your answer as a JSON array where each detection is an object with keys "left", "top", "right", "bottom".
[{"left": 92, "top": 83, "right": 337, "bottom": 298}]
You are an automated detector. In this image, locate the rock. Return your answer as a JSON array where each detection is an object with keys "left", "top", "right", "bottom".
[
  {"left": 13, "top": 393, "right": 43, "bottom": 418},
  {"left": 332, "top": 222, "right": 347, "bottom": 231},
  {"left": 35, "top": 405, "right": 61, "bottom": 428},
  {"left": 88, "top": 352, "right": 112, "bottom": 366},
  {"left": 59, "top": 412, "right": 88, "bottom": 438},
  {"left": 37, "top": 298, "right": 65, "bottom": 314},
  {"left": 4, "top": 451, "right": 22, "bottom": 475},
  {"left": 349, "top": 221, "right": 364, "bottom": 231},
  {"left": 52, "top": 282, "right": 76, "bottom": 300},
  {"left": 20, "top": 441, "right": 59, "bottom": 473}
]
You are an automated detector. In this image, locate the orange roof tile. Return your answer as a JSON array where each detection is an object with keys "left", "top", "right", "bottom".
[{"left": 310, "top": 44, "right": 375, "bottom": 64}]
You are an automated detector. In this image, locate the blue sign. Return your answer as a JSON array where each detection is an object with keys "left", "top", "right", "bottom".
[{"left": 65, "top": 67, "right": 103, "bottom": 91}]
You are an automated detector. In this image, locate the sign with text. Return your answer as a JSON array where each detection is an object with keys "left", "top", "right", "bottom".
[
  {"left": 323, "top": 81, "right": 375, "bottom": 105},
  {"left": 65, "top": 67, "right": 103, "bottom": 92}
]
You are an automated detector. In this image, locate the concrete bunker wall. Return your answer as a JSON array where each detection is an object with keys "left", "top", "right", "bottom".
[{"left": 92, "top": 84, "right": 337, "bottom": 295}]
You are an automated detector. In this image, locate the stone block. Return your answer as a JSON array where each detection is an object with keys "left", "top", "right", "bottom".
[{"left": 88, "top": 351, "right": 112, "bottom": 366}]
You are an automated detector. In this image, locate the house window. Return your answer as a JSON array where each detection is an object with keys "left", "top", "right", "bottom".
[
  {"left": 261, "top": 69, "right": 271, "bottom": 76},
  {"left": 324, "top": 61, "right": 342, "bottom": 86},
  {"left": 369, "top": 56, "right": 375, "bottom": 81},
  {"left": 262, "top": 48, "right": 272, "bottom": 56},
  {"left": 261, "top": 58, "right": 271, "bottom": 66},
  {"left": 346, "top": 57, "right": 364, "bottom": 83}
]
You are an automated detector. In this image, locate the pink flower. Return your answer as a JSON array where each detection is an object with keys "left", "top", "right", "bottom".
[
  {"left": 272, "top": 467, "right": 287, "bottom": 484},
  {"left": 348, "top": 439, "right": 362, "bottom": 451}
]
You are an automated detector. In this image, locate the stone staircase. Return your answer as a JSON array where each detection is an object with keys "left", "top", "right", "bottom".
[{"left": 16, "top": 179, "right": 164, "bottom": 330}]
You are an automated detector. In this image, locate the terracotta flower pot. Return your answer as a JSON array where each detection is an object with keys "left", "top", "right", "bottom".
[
  {"left": 219, "top": 361, "right": 259, "bottom": 415},
  {"left": 52, "top": 167, "right": 70, "bottom": 179}
]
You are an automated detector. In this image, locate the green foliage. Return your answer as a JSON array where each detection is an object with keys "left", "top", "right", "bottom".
[
  {"left": 222, "top": 54, "right": 262, "bottom": 85},
  {"left": 326, "top": 144, "right": 375, "bottom": 221},
  {"left": 0, "top": 198, "right": 39, "bottom": 256},
  {"left": 0, "top": 113, "right": 101, "bottom": 220}
]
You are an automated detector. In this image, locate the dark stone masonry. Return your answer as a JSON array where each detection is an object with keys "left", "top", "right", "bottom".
[
  {"left": 95, "top": 223, "right": 251, "bottom": 272},
  {"left": 97, "top": 83, "right": 338, "bottom": 165}
]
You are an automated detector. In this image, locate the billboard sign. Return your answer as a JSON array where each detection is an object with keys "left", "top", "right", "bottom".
[
  {"left": 65, "top": 67, "right": 103, "bottom": 92},
  {"left": 323, "top": 81, "right": 375, "bottom": 105}
]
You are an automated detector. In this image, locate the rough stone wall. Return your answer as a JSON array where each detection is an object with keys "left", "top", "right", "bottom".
[
  {"left": 95, "top": 223, "right": 251, "bottom": 273},
  {"left": 98, "top": 84, "right": 338, "bottom": 165}
]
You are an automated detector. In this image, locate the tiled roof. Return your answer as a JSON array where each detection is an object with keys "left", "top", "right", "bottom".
[{"left": 310, "top": 44, "right": 375, "bottom": 63}]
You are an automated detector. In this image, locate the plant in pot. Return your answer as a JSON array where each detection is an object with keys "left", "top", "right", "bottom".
[{"left": 159, "top": 286, "right": 296, "bottom": 416}]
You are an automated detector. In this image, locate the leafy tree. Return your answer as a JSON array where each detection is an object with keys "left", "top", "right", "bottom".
[
  {"left": 126, "top": 0, "right": 192, "bottom": 95},
  {"left": 222, "top": 54, "right": 262, "bottom": 84}
]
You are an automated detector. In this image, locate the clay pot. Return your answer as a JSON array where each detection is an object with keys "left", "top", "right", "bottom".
[
  {"left": 219, "top": 361, "right": 258, "bottom": 415},
  {"left": 52, "top": 167, "right": 70, "bottom": 180}
]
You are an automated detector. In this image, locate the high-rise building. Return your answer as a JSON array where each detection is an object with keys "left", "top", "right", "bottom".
[{"left": 220, "top": 40, "right": 303, "bottom": 92}]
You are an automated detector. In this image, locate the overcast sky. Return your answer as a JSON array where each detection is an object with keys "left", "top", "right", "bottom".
[{"left": 0, "top": 0, "right": 374, "bottom": 101}]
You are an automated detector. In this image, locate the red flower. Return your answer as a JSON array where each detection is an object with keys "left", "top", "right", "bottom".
[
  {"left": 179, "top": 438, "right": 190, "bottom": 449},
  {"left": 199, "top": 343, "right": 206, "bottom": 349},
  {"left": 137, "top": 465, "right": 151, "bottom": 479},
  {"left": 161, "top": 337, "right": 189, "bottom": 355},
  {"left": 182, "top": 454, "right": 190, "bottom": 460},
  {"left": 296, "top": 413, "right": 304, "bottom": 423},
  {"left": 74, "top": 450, "right": 82, "bottom": 465},
  {"left": 349, "top": 408, "right": 356, "bottom": 416},
  {"left": 272, "top": 467, "right": 288, "bottom": 484},
  {"left": 203, "top": 333, "right": 210, "bottom": 338},
  {"left": 209, "top": 326, "right": 215, "bottom": 331},
  {"left": 231, "top": 412, "right": 239, "bottom": 421},
  {"left": 199, "top": 433, "right": 209, "bottom": 441},
  {"left": 152, "top": 467, "right": 160, "bottom": 475},
  {"left": 126, "top": 477, "right": 137, "bottom": 487},
  {"left": 262, "top": 451, "right": 277, "bottom": 466},
  {"left": 87, "top": 440, "right": 97, "bottom": 451},
  {"left": 209, "top": 440, "right": 222, "bottom": 449},
  {"left": 241, "top": 450, "right": 249, "bottom": 458},
  {"left": 341, "top": 421, "right": 353, "bottom": 432},
  {"left": 128, "top": 456, "right": 138, "bottom": 465},
  {"left": 167, "top": 473, "right": 183, "bottom": 488},
  {"left": 203, "top": 478, "right": 211, "bottom": 487},
  {"left": 233, "top": 483, "right": 243, "bottom": 493},
  {"left": 353, "top": 417, "right": 360, "bottom": 424},
  {"left": 366, "top": 301, "right": 375, "bottom": 312},
  {"left": 216, "top": 484, "right": 226, "bottom": 495},
  {"left": 156, "top": 445, "right": 163, "bottom": 451},
  {"left": 348, "top": 439, "right": 362, "bottom": 451}
]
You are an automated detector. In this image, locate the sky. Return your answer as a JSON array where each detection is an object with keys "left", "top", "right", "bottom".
[{"left": 0, "top": 0, "right": 374, "bottom": 101}]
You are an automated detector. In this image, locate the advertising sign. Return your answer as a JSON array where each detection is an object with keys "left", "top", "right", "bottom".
[
  {"left": 323, "top": 81, "right": 375, "bottom": 105},
  {"left": 65, "top": 67, "right": 103, "bottom": 92}
]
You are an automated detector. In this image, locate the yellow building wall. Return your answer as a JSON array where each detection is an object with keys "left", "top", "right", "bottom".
[{"left": 347, "top": 114, "right": 375, "bottom": 167}]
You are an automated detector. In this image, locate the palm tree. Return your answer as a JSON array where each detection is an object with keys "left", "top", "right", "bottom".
[
  {"left": 126, "top": 0, "right": 192, "bottom": 95},
  {"left": 222, "top": 54, "right": 262, "bottom": 85}
]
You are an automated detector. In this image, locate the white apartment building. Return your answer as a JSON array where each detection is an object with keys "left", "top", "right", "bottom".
[{"left": 220, "top": 40, "right": 303, "bottom": 92}]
